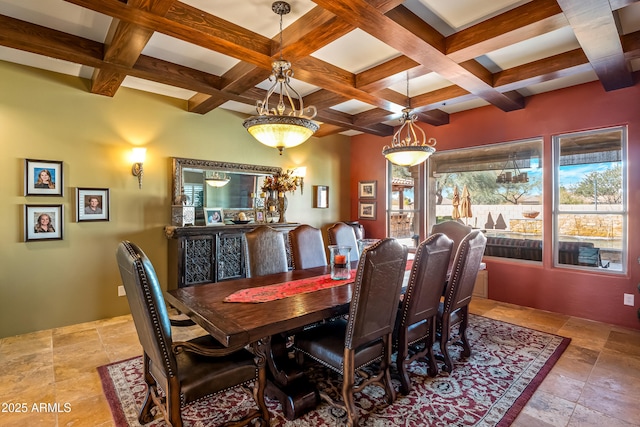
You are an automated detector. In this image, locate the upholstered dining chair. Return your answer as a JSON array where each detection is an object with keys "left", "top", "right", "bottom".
[
  {"left": 244, "top": 225, "right": 289, "bottom": 277},
  {"left": 115, "top": 241, "right": 269, "bottom": 427},
  {"left": 288, "top": 224, "right": 327, "bottom": 269},
  {"left": 437, "top": 230, "right": 487, "bottom": 373},
  {"left": 294, "top": 238, "right": 408, "bottom": 427},
  {"left": 327, "top": 222, "right": 360, "bottom": 263},
  {"left": 431, "top": 220, "right": 472, "bottom": 274},
  {"left": 393, "top": 233, "right": 453, "bottom": 394}
]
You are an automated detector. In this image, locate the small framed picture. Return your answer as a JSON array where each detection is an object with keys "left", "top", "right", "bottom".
[
  {"left": 313, "top": 185, "right": 329, "bottom": 208},
  {"left": 25, "top": 204, "right": 63, "bottom": 241},
  {"left": 25, "top": 159, "right": 63, "bottom": 196},
  {"left": 204, "top": 207, "right": 224, "bottom": 226},
  {"left": 255, "top": 210, "right": 265, "bottom": 223},
  {"left": 358, "top": 201, "right": 377, "bottom": 220},
  {"left": 358, "top": 181, "right": 376, "bottom": 199},
  {"left": 76, "top": 188, "right": 110, "bottom": 222}
]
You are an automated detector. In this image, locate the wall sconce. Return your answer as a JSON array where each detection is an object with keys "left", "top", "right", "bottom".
[
  {"left": 292, "top": 166, "right": 306, "bottom": 195},
  {"left": 131, "top": 147, "right": 146, "bottom": 189}
]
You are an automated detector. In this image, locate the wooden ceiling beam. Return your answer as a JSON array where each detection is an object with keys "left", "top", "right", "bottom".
[
  {"left": 556, "top": 0, "right": 634, "bottom": 91},
  {"left": 314, "top": 0, "right": 524, "bottom": 112},
  {"left": 446, "top": 0, "right": 567, "bottom": 63},
  {"left": 91, "top": 0, "right": 177, "bottom": 97}
]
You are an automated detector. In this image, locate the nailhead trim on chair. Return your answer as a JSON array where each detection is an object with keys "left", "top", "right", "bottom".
[{"left": 123, "top": 242, "right": 176, "bottom": 377}]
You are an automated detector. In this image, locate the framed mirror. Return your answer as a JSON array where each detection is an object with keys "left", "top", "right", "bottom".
[{"left": 172, "top": 157, "right": 281, "bottom": 224}]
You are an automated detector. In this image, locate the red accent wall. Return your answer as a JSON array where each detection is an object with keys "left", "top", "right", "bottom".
[{"left": 351, "top": 77, "right": 640, "bottom": 330}]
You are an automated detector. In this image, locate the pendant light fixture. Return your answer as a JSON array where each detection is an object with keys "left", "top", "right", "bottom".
[
  {"left": 382, "top": 72, "right": 437, "bottom": 166},
  {"left": 243, "top": 1, "right": 318, "bottom": 155}
]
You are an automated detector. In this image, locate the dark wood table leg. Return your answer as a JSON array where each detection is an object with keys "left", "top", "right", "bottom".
[{"left": 260, "top": 333, "right": 319, "bottom": 420}]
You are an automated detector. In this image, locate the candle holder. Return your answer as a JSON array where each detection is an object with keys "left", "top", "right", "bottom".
[{"left": 329, "top": 245, "right": 351, "bottom": 280}]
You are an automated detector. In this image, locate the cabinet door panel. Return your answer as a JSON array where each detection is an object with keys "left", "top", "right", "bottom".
[
  {"left": 183, "top": 236, "right": 215, "bottom": 286},
  {"left": 217, "top": 233, "right": 244, "bottom": 281}
]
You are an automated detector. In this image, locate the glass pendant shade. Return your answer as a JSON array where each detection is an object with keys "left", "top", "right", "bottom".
[
  {"left": 383, "top": 145, "right": 435, "bottom": 166},
  {"left": 244, "top": 115, "right": 318, "bottom": 153}
]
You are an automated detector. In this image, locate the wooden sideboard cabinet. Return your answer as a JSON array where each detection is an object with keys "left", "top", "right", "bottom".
[{"left": 165, "top": 223, "right": 300, "bottom": 288}]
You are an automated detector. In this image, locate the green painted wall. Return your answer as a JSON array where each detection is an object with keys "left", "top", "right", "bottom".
[{"left": 0, "top": 61, "right": 351, "bottom": 338}]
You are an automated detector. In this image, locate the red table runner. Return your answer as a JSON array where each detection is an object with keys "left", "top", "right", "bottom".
[
  {"left": 224, "top": 271, "right": 357, "bottom": 303},
  {"left": 224, "top": 259, "right": 414, "bottom": 303}
]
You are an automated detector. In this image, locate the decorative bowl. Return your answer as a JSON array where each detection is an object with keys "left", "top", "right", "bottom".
[
  {"left": 231, "top": 220, "right": 251, "bottom": 224},
  {"left": 522, "top": 211, "right": 540, "bottom": 219}
]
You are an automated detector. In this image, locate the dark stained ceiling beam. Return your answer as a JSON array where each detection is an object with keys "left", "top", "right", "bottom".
[{"left": 556, "top": 0, "right": 634, "bottom": 91}]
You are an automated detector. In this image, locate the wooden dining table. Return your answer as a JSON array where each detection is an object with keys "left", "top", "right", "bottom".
[{"left": 165, "top": 265, "right": 355, "bottom": 420}]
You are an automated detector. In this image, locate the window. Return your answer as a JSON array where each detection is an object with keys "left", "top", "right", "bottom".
[
  {"left": 428, "top": 139, "right": 544, "bottom": 262},
  {"left": 387, "top": 163, "right": 422, "bottom": 248},
  {"left": 553, "top": 126, "right": 626, "bottom": 272}
]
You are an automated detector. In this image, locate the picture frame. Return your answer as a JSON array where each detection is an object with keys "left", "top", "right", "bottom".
[
  {"left": 204, "top": 207, "right": 224, "bottom": 226},
  {"left": 255, "top": 210, "right": 265, "bottom": 223},
  {"left": 76, "top": 188, "right": 110, "bottom": 222},
  {"left": 313, "top": 185, "right": 329, "bottom": 208},
  {"left": 25, "top": 159, "right": 63, "bottom": 196},
  {"left": 358, "top": 201, "right": 377, "bottom": 220},
  {"left": 358, "top": 180, "right": 376, "bottom": 199},
  {"left": 25, "top": 204, "right": 63, "bottom": 241}
]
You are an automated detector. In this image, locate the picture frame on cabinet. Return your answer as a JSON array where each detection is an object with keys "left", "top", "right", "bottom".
[
  {"left": 25, "top": 204, "right": 63, "bottom": 241},
  {"left": 358, "top": 201, "right": 377, "bottom": 220},
  {"left": 25, "top": 159, "right": 63, "bottom": 196},
  {"left": 358, "top": 180, "right": 376, "bottom": 199},
  {"left": 76, "top": 187, "right": 110, "bottom": 222},
  {"left": 204, "top": 207, "right": 224, "bottom": 226}
]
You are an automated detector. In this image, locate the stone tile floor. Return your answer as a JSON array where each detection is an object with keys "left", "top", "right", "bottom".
[{"left": 1, "top": 299, "right": 639, "bottom": 426}]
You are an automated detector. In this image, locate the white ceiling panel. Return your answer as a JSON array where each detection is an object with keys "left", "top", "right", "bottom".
[
  {"left": 142, "top": 33, "right": 240, "bottom": 76},
  {"left": 311, "top": 29, "right": 401, "bottom": 73}
]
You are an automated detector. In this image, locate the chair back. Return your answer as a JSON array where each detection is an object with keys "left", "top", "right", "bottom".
[
  {"left": 399, "top": 233, "right": 453, "bottom": 330},
  {"left": 289, "top": 224, "right": 327, "bottom": 269},
  {"left": 431, "top": 220, "right": 472, "bottom": 271},
  {"left": 244, "top": 225, "right": 288, "bottom": 277},
  {"left": 442, "top": 230, "right": 487, "bottom": 314},
  {"left": 116, "top": 241, "right": 176, "bottom": 376},
  {"left": 346, "top": 238, "right": 407, "bottom": 350},
  {"left": 327, "top": 222, "right": 360, "bottom": 262}
]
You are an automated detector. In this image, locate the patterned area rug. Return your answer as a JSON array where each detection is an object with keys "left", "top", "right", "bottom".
[{"left": 98, "top": 315, "right": 569, "bottom": 426}]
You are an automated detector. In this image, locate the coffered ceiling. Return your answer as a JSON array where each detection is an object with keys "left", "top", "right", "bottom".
[{"left": 0, "top": 0, "right": 638, "bottom": 137}]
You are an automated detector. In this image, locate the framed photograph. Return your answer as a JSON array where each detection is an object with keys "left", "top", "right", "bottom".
[
  {"left": 25, "top": 159, "right": 63, "bottom": 196},
  {"left": 358, "top": 201, "right": 377, "bottom": 220},
  {"left": 358, "top": 181, "right": 376, "bottom": 199},
  {"left": 313, "top": 185, "right": 329, "bottom": 208},
  {"left": 204, "top": 207, "right": 224, "bottom": 226},
  {"left": 76, "top": 188, "right": 110, "bottom": 222},
  {"left": 25, "top": 204, "right": 63, "bottom": 241},
  {"left": 255, "top": 210, "right": 265, "bottom": 223}
]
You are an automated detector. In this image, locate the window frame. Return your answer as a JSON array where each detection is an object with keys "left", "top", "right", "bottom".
[{"left": 552, "top": 126, "right": 627, "bottom": 274}]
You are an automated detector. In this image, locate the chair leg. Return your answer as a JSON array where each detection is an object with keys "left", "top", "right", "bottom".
[
  {"left": 167, "top": 377, "right": 183, "bottom": 427},
  {"left": 439, "top": 316, "right": 453, "bottom": 373},
  {"left": 425, "top": 319, "right": 438, "bottom": 377},
  {"left": 397, "top": 334, "right": 411, "bottom": 395},
  {"left": 342, "top": 349, "right": 358, "bottom": 427},
  {"left": 138, "top": 355, "right": 156, "bottom": 424},
  {"left": 459, "top": 307, "right": 471, "bottom": 358},
  {"left": 381, "top": 337, "right": 396, "bottom": 404}
]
